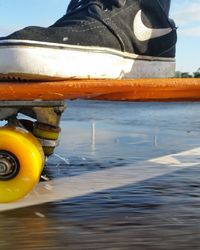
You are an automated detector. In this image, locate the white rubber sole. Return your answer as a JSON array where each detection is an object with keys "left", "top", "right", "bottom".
[{"left": 0, "top": 40, "right": 176, "bottom": 80}]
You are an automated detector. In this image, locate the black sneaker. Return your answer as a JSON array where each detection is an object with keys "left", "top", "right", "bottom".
[{"left": 0, "top": 0, "right": 177, "bottom": 80}]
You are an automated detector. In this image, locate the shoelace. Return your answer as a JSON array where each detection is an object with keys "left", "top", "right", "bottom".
[
  {"left": 67, "top": 0, "right": 126, "bottom": 13},
  {"left": 63, "top": 0, "right": 127, "bottom": 52},
  {"left": 52, "top": 0, "right": 127, "bottom": 51}
]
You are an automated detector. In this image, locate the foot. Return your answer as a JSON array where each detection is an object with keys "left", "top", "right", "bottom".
[{"left": 0, "top": 0, "right": 177, "bottom": 80}]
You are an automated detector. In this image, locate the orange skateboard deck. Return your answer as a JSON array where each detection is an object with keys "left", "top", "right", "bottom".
[{"left": 0, "top": 78, "right": 200, "bottom": 102}]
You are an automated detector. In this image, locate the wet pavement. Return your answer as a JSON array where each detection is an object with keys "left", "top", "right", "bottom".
[{"left": 1, "top": 101, "right": 200, "bottom": 249}]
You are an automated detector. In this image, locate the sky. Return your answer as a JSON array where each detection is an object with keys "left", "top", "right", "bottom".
[{"left": 0, "top": 0, "right": 199, "bottom": 73}]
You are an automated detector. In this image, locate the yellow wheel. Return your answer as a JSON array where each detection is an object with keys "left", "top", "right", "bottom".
[{"left": 0, "top": 127, "right": 45, "bottom": 203}]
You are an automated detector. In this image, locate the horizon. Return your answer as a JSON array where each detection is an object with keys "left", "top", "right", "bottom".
[{"left": 0, "top": 0, "right": 199, "bottom": 74}]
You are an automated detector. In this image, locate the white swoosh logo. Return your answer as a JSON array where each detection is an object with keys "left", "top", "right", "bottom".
[{"left": 134, "top": 10, "right": 172, "bottom": 41}]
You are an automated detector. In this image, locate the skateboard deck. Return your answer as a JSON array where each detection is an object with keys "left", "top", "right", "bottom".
[
  {"left": 0, "top": 78, "right": 200, "bottom": 101},
  {"left": 0, "top": 77, "right": 200, "bottom": 204}
]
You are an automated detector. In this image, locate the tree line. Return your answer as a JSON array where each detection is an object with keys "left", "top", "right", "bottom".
[{"left": 175, "top": 68, "right": 200, "bottom": 78}]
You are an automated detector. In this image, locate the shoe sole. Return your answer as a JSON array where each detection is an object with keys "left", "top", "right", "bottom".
[{"left": 0, "top": 40, "right": 176, "bottom": 81}]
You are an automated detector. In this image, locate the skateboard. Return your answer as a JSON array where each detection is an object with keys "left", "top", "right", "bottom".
[{"left": 0, "top": 78, "right": 200, "bottom": 203}]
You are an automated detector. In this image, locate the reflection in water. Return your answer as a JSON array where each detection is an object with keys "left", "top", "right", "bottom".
[
  {"left": 1, "top": 165, "right": 200, "bottom": 250},
  {"left": 91, "top": 121, "right": 96, "bottom": 153},
  {"left": 1, "top": 147, "right": 200, "bottom": 212},
  {"left": 1, "top": 101, "right": 200, "bottom": 249}
]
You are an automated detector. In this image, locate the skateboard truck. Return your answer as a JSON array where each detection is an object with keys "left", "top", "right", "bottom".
[
  {"left": 21, "top": 105, "right": 64, "bottom": 156},
  {"left": 3, "top": 101, "right": 65, "bottom": 156},
  {"left": 0, "top": 100, "right": 65, "bottom": 203},
  {"left": 33, "top": 122, "right": 61, "bottom": 156}
]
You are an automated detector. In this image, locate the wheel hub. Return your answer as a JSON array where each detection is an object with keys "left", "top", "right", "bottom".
[{"left": 0, "top": 151, "right": 19, "bottom": 180}]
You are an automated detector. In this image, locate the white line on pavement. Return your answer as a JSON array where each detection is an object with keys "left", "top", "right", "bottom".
[{"left": 0, "top": 147, "right": 200, "bottom": 212}]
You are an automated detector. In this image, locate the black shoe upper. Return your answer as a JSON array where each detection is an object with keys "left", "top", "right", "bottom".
[{"left": 0, "top": 0, "right": 177, "bottom": 58}]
